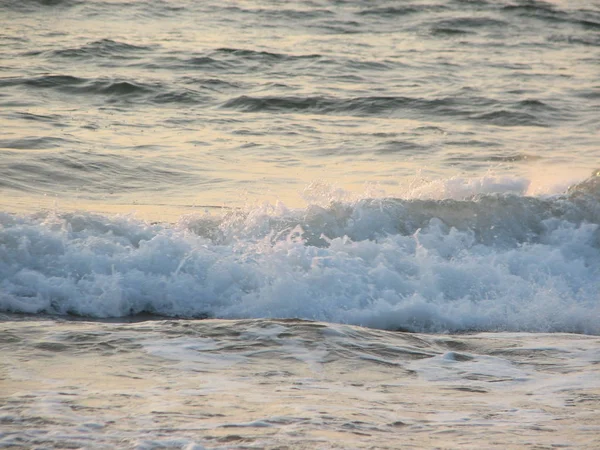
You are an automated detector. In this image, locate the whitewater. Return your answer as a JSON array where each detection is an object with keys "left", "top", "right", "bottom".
[
  {"left": 2, "top": 172, "right": 600, "bottom": 334},
  {"left": 1, "top": 0, "right": 600, "bottom": 448}
]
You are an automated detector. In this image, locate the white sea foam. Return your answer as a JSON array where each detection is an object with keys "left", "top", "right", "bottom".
[{"left": 1, "top": 174, "right": 600, "bottom": 334}]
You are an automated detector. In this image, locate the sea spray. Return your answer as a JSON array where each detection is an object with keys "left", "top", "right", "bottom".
[{"left": 2, "top": 174, "right": 599, "bottom": 334}]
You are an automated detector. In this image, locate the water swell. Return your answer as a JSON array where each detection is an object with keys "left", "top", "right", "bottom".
[
  {"left": 213, "top": 47, "right": 321, "bottom": 62},
  {"left": 0, "top": 151, "right": 200, "bottom": 194},
  {"left": 502, "top": 2, "right": 600, "bottom": 31},
  {"left": 46, "top": 39, "right": 153, "bottom": 59},
  {"left": 222, "top": 94, "right": 558, "bottom": 126},
  {"left": 0, "top": 136, "right": 74, "bottom": 150},
  {"left": 357, "top": 6, "right": 425, "bottom": 17},
  {"left": 469, "top": 110, "right": 546, "bottom": 127},
  {"left": 430, "top": 16, "right": 509, "bottom": 34},
  {"left": 219, "top": 5, "right": 334, "bottom": 22},
  {"left": 222, "top": 95, "right": 472, "bottom": 116},
  {"left": 0, "top": 0, "right": 82, "bottom": 12},
  {"left": 0, "top": 74, "right": 210, "bottom": 105}
]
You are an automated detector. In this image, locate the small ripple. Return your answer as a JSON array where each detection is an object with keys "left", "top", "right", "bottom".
[
  {"left": 516, "top": 99, "right": 556, "bottom": 110},
  {"left": 578, "top": 18, "right": 600, "bottom": 31},
  {"left": 152, "top": 90, "right": 208, "bottom": 104},
  {"left": 0, "top": 74, "right": 210, "bottom": 106},
  {"left": 94, "top": 80, "right": 152, "bottom": 96},
  {"left": 376, "top": 140, "right": 429, "bottom": 155},
  {"left": 221, "top": 95, "right": 416, "bottom": 115},
  {"left": 429, "top": 16, "right": 508, "bottom": 36},
  {"left": 182, "top": 56, "right": 234, "bottom": 69},
  {"left": 220, "top": 6, "right": 334, "bottom": 21},
  {"left": 357, "top": 6, "right": 423, "bottom": 17},
  {"left": 313, "top": 20, "right": 364, "bottom": 35},
  {"left": 547, "top": 34, "right": 600, "bottom": 47},
  {"left": 214, "top": 47, "right": 286, "bottom": 61},
  {"left": 451, "top": 0, "right": 491, "bottom": 5},
  {"left": 221, "top": 93, "right": 565, "bottom": 127},
  {"left": 431, "top": 27, "right": 475, "bottom": 36},
  {"left": 0, "top": 0, "right": 81, "bottom": 12},
  {"left": 1, "top": 152, "right": 203, "bottom": 195},
  {"left": 141, "top": 48, "right": 320, "bottom": 72},
  {"left": 212, "top": 47, "right": 323, "bottom": 63},
  {"left": 0, "top": 74, "right": 83, "bottom": 89},
  {"left": 571, "top": 88, "right": 600, "bottom": 100},
  {"left": 446, "top": 153, "right": 542, "bottom": 163},
  {"left": 470, "top": 110, "right": 547, "bottom": 127},
  {"left": 502, "top": 2, "right": 561, "bottom": 16},
  {"left": 45, "top": 39, "right": 153, "bottom": 59},
  {"left": 502, "top": 2, "right": 600, "bottom": 31},
  {"left": 433, "top": 17, "right": 508, "bottom": 28},
  {"left": 179, "top": 77, "right": 244, "bottom": 92},
  {"left": 0, "top": 137, "right": 74, "bottom": 150},
  {"left": 11, "top": 111, "right": 65, "bottom": 124},
  {"left": 221, "top": 94, "right": 477, "bottom": 120}
]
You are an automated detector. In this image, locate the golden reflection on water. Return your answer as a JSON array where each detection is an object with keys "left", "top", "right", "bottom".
[{"left": 1, "top": 0, "right": 598, "bottom": 221}]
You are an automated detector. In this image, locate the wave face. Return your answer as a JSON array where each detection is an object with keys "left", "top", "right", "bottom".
[{"left": 2, "top": 173, "right": 600, "bottom": 335}]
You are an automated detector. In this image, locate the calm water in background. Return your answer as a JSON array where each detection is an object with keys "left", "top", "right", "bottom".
[
  {"left": 1, "top": 0, "right": 599, "bottom": 214},
  {"left": 1, "top": 1, "right": 600, "bottom": 448}
]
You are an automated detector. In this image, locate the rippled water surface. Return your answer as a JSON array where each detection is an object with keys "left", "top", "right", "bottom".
[
  {"left": 1, "top": 0, "right": 599, "bottom": 213},
  {"left": 2, "top": 317, "right": 600, "bottom": 449}
]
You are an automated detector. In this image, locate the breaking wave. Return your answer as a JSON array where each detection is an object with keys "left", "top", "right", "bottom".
[{"left": 2, "top": 172, "right": 600, "bottom": 335}]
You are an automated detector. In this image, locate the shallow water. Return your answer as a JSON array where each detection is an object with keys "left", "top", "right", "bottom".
[{"left": 1, "top": 317, "right": 599, "bottom": 449}]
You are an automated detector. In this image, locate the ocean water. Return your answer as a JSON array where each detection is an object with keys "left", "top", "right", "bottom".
[{"left": 1, "top": 0, "right": 600, "bottom": 448}]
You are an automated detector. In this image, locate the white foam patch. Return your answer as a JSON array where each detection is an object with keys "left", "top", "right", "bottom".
[
  {"left": 144, "top": 337, "right": 246, "bottom": 369},
  {"left": 1, "top": 174, "right": 600, "bottom": 334},
  {"left": 410, "top": 352, "right": 530, "bottom": 383},
  {"left": 404, "top": 174, "right": 531, "bottom": 200}
]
